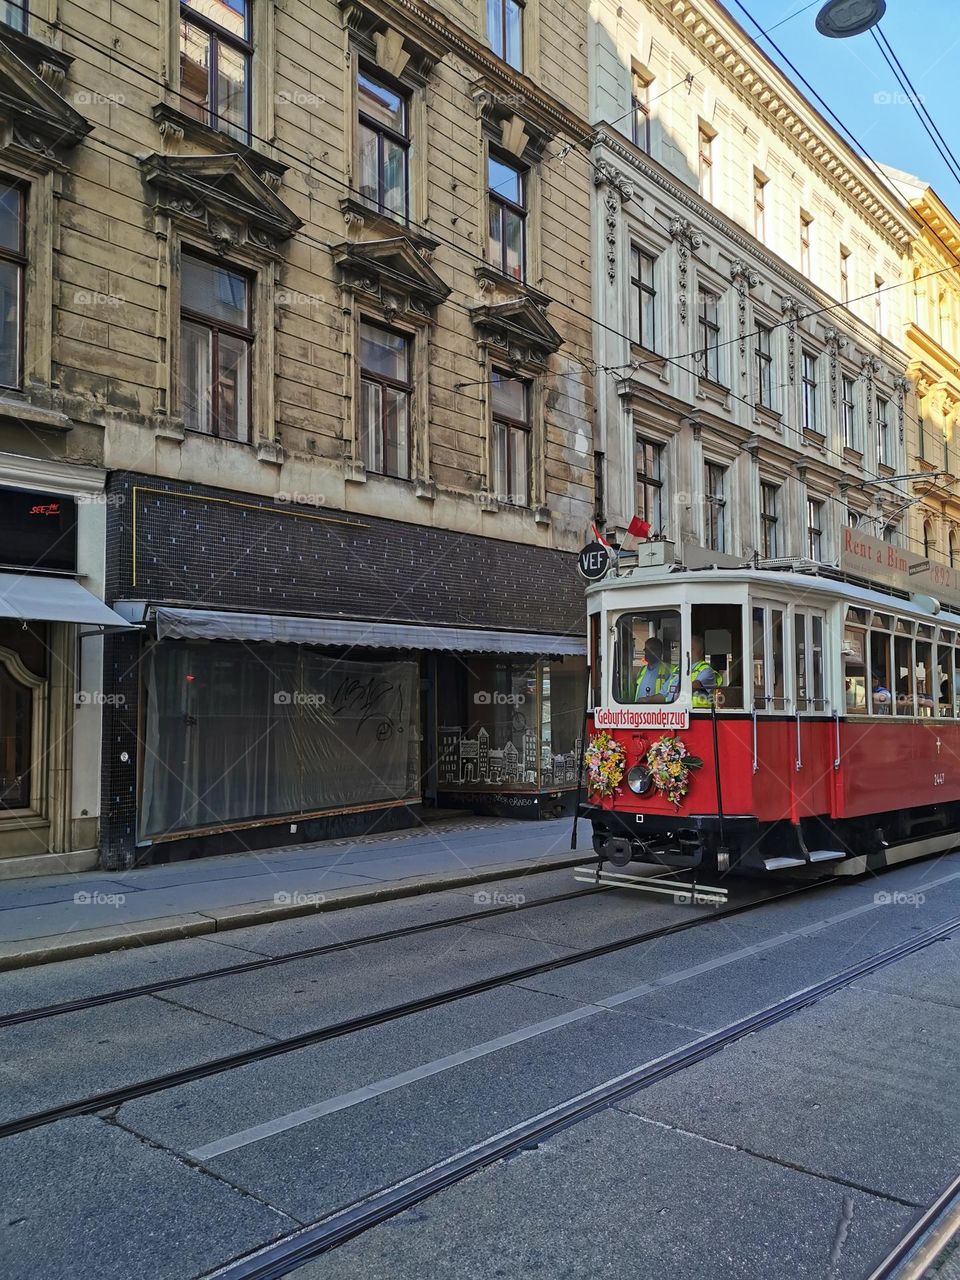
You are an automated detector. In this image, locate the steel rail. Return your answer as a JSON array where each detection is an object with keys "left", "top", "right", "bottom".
[
  {"left": 0, "top": 879, "right": 816, "bottom": 1140},
  {"left": 201, "top": 910, "right": 960, "bottom": 1280},
  {"left": 863, "top": 1171, "right": 960, "bottom": 1280},
  {"left": 0, "top": 882, "right": 612, "bottom": 1029}
]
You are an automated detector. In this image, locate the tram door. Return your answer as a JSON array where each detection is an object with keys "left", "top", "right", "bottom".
[
  {"left": 792, "top": 608, "right": 832, "bottom": 819},
  {"left": 752, "top": 602, "right": 794, "bottom": 822}
]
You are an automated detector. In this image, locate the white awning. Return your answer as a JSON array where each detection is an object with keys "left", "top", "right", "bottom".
[
  {"left": 119, "top": 603, "right": 585, "bottom": 655},
  {"left": 0, "top": 573, "right": 138, "bottom": 628}
]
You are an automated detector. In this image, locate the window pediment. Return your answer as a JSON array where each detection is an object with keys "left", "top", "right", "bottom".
[
  {"left": 141, "top": 152, "right": 302, "bottom": 253},
  {"left": 333, "top": 237, "right": 451, "bottom": 313},
  {"left": 473, "top": 80, "right": 554, "bottom": 160},
  {"left": 470, "top": 295, "right": 562, "bottom": 365},
  {"left": 340, "top": 0, "right": 443, "bottom": 87},
  {"left": 0, "top": 37, "right": 90, "bottom": 160}
]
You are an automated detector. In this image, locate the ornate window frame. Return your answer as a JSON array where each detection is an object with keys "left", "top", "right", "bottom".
[
  {"left": 159, "top": 0, "right": 277, "bottom": 151},
  {"left": 0, "top": 644, "right": 47, "bottom": 821},
  {"left": 341, "top": 2, "right": 440, "bottom": 234},
  {"left": 0, "top": 37, "right": 89, "bottom": 418},
  {"left": 334, "top": 236, "right": 450, "bottom": 495},
  {"left": 140, "top": 152, "right": 301, "bottom": 462}
]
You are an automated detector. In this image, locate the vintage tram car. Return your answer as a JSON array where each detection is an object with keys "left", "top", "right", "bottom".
[{"left": 581, "top": 545, "right": 960, "bottom": 876}]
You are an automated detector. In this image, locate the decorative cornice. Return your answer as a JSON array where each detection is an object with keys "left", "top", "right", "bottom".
[
  {"left": 141, "top": 152, "right": 302, "bottom": 253},
  {"left": 0, "top": 36, "right": 90, "bottom": 157},
  {"left": 652, "top": 0, "right": 912, "bottom": 249},
  {"left": 469, "top": 295, "right": 562, "bottom": 365},
  {"left": 333, "top": 235, "right": 451, "bottom": 313}
]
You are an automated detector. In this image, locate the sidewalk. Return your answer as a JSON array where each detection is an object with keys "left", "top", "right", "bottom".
[{"left": 0, "top": 816, "right": 592, "bottom": 970}]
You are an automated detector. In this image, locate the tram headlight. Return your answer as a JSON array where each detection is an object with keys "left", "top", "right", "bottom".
[{"left": 627, "top": 765, "right": 653, "bottom": 796}]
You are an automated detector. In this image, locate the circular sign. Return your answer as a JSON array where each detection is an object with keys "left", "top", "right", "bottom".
[{"left": 577, "top": 541, "right": 610, "bottom": 580}]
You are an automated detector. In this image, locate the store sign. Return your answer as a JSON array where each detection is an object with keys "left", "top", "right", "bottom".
[
  {"left": 593, "top": 706, "right": 690, "bottom": 730},
  {"left": 0, "top": 486, "right": 77, "bottom": 573},
  {"left": 578, "top": 542, "right": 610, "bottom": 580},
  {"left": 840, "top": 527, "right": 960, "bottom": 611}
]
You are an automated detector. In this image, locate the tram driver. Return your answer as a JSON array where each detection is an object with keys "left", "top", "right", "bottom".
[
  {"left": 691, "top": 634, "right": 723, "bottom": 708},
  {"left": 634, "top": 636, "right": 679, "bottom": 703}
]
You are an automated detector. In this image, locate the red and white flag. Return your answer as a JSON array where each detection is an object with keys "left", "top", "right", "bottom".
[{"left": 591, "top": 523, "right": 613, "bottom": 549}]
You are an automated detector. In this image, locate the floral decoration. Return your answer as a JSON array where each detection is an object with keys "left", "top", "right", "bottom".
[
  {"left": 584, "top": 730, "right": 627, "bottom": 798},
  {"left": 646, "top": 734, "right": 703, "bottom": 807}
]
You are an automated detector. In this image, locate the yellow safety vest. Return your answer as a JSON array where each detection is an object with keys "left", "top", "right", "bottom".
[
  {"left": 691, "top": 659, "right": 722, "bottom": 708},
  {"left": 635, "top": 660, "right": 677, "bottom": 700}
]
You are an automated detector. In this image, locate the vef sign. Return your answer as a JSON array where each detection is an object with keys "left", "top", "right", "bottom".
[
  {"left": 577, "top": 542, "right": 610, "bottom": 580},
  {"left": 840, "top": 527, "right": 960, "bottom": 611}
]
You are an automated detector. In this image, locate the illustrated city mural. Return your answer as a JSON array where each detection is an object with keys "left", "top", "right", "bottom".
[{"left": 438, "top": 725, "right": 581, "bottom": 788}]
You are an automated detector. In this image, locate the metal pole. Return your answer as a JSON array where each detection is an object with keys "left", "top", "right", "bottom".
[
  {"left": 711, "top": 696, "right": 729, "bottom": 871},
  {"left": 570, "top": 685, "right": 589, "bottom": 851}
]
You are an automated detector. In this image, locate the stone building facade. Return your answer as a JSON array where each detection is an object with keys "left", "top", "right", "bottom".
[
  {"left": 587, "top": 0, "right": 916, "bottom": 565},
  {"left": 884, "top": 169, "right": 960, "bottom": 567},
  {"left": 0, "top": 0, "right": 597, "bottom": 871}
]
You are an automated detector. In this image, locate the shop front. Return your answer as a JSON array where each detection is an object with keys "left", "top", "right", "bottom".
[
  {"left": 434, "top": 652, "right": 585, "bottom": 818},
  {"left": 0, "top": 462, "right": 133, "bottom": 876},
  {"left": 100, "top": 475, "right": 588, "bottom": 869}
]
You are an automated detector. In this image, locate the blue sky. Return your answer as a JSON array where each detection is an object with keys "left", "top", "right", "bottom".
[{"left": 727, "top": 0, "right": 960, "bottom": 211}]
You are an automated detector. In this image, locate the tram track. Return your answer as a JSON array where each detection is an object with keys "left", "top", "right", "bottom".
[
  {"left": 199, "top": 909, "right": 960, "bottom": 1280},
  {"left": 0, "top": 880, "right": 611, "bottom": 1030},
  {"left": 865, "top": 1171, "right": 960, "bottom": 1280},
  {"left": 0, "top": 877, "right": 821, "bottom": 1141}
]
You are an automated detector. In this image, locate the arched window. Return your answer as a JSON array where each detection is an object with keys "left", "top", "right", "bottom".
[{"left": 923, "top": 520, "right": 934, "bottom": 559}]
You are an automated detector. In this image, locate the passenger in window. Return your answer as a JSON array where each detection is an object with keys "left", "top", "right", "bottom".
[
  {"left": 634, "top": 637, "right": 678, "bottom": 703},
  {"left": 871, "top": 672, "right": 891, "bottom": 712},
  {"left": 691, "top": 635, "right": 722, "bottom": 708}
]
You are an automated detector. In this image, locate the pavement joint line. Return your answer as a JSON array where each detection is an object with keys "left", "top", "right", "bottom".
[
  {"left": 104, "top": 1113, "right": 306, "bottom": 1229},
  {"left": 620, "top": 1112, "right": 924, "bottom": 1210},
  {"left": 182, "top": 872, "right": 960, "bottom": 1162},
  {"left": 198, "top": 908, "right": 960, "bottom": 1280}
]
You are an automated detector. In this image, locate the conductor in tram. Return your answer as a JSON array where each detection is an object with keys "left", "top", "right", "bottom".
[
  {"left": 634, "top": 637, "right": 678, "bottom": 702},
  {"left": 690, "top": 634, "right": 722, "bottom": 708}
]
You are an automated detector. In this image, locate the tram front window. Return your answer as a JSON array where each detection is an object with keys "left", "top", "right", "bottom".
[{"left": 614, "top": 610, "right": 681, "bottom": 704}]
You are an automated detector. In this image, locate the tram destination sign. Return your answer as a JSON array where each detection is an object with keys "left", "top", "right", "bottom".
[
  {"left": 840, "top": 527, "right": 960, "bottom": 611},
  {"left": 594, "top": 706, "right": 690, "bottom": 730}
]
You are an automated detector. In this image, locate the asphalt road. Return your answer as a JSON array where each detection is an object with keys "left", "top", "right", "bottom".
[{"left": 2, "top": 855, "right": 960, "bottom": 1279}]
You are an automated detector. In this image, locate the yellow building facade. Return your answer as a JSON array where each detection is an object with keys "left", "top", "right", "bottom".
[{"left": 886, "top": 169, "right": 960, "bottom": 564}]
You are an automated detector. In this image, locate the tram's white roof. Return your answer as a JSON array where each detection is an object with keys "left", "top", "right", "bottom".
[{"left": 586, "top": 564, "right": 960, "bottom": 629}]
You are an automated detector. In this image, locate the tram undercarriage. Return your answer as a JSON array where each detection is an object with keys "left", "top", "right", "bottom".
[{"left": 583, "top": 800, "right": 960, "bottom": 877}]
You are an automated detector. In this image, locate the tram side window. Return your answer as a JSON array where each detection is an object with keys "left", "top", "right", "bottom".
[
  {"left": 690, "top": 605, "right": 743, "bottom": 709},
  {"left": 937, "top": 642, "right": 955, "bottom": 718},
  {"left": 752, "top": 605, "right": 786, "bottom": 711},
  {"left": 589, "top": 613, "right": 601, "bottom": 709},
  {"left": 870, "top": 632, "right": 892, "bottom": 714},
  {"left": 894, "top": 634, "right": 914, "bottom": 715},
  {"left": 916, "top": 640, "right": 935, "bottom": 717},
  {"left": 613, "top": 609, "right": 681, "bottom": 704},
  {"left": 843, "top": 627, "right": 867, "bottom": 714}
]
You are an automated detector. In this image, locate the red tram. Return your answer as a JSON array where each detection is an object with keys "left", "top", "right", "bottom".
[{"left": 581, "top": 548, "right": 960, "bottom": 876}]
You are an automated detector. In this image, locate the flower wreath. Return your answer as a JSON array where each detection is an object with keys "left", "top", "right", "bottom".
[
  {"left": 584, "top": 730, "right": 627, "bottom": 798},
  {"left": 646, "top": 735, "right": 703, "bottom": 808}
]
